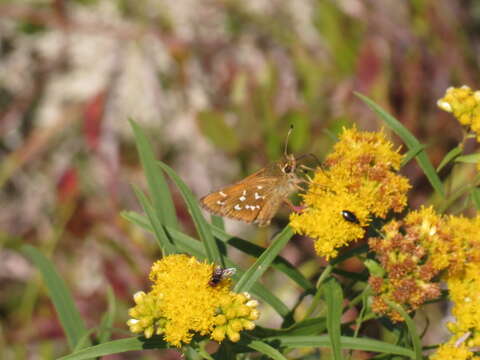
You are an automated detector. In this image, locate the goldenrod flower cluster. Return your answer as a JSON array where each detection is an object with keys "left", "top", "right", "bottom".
[
  {"left": 127, "top": 254, "right": 259, "bottom": 347},
  {"left": 289, "top": 126, "right": 411, "bottom": 259},
  {"left": 366, "top": 205, "right": 480, "bottom": 358},
  {"left": 432, "top": 215, "right": 480, "bottom": 359},
  {"left": 368, "top": 207, "right": 447, "bottom": 322},
  {"left": 437, "top": 85, "right": 480, "bottom": 141},
  {"left": 430, "top": 342, "right": 476, "bottom": 360}
]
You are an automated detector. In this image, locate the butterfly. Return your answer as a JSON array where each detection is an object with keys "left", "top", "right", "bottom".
[
  {"left": 200, "top": 154, "right": 303, "bottom": 226},
  {"left": 200, "top": 127, "right": 314, "bottom": 226}
]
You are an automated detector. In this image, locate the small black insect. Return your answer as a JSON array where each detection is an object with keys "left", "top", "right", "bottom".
[
  {"left": 209, "top": 266, "right": 236, "bottom": 287},
  {"left": 341, "top": 210, "right": 360, "bottom": 224}
]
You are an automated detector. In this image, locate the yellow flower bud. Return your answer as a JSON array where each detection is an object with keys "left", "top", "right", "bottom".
[{"left": 211, "top": 327, "right": 226, "bottom": 342}]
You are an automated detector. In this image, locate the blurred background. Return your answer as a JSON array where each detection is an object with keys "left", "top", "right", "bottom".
[{"left": 1, "top": 0, "right": 479, "bottom": 358}]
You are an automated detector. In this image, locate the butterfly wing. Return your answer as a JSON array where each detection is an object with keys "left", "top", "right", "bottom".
[{"left": 200, "top": 168, "right": 283, "bottom": 226}]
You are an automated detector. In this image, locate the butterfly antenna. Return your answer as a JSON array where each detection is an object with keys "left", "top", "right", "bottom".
[{"left": 284, "top": 124, "right": 294, "bottom": 157}]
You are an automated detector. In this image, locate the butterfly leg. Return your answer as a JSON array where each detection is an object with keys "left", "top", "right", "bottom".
[
  {"left": 283, "top": 199, "right": 305, "bottom": 213},
  {"left": 300, "top": 164, "right": 317, "bottom": 172}
]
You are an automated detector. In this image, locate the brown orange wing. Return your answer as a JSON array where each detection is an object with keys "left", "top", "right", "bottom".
[{"left": 200, "top": 172, "right": 281, "bottom": 226}]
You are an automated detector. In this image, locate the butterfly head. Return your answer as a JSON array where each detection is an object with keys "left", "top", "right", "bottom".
[{"left": 281, "top": 153, "right": 296, "bottom": 173}]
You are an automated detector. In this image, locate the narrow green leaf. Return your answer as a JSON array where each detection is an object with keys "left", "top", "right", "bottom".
[
  {"left": 234, "top": 227, "right": 293, "bottom": 293},
  {"left": 158, "top": 162, "right": 223, "bottom": 265},
  {"left": 73, "top": 328, "right": 97, "bottom": 353},
  {"left": 58, "top": 337, "right": 166, "bottom": 360},
  {"left": 211, "top": 225, "right": 313, "bottom": 291},
  {"left": 247, "top": 340, "right": 288, "bottom": 360},
  {"left": 324, "top": 278, "right": 343, "bottom": 360},
  {"left": 121, "top": 210, "right": 151, "bottom": 230},
  {"left": 401, "top": 144, "right": 426, "bottom": 167},
  {"left": 254, "top": 318, "right": 326, "bottom": 337},
  {"left": 129, "top": 119, "right": 178, "bottom": 230},
  {"left": 22, "top": 245, "right": 91, "bottom": 350},
  {"left": 437, "top": 146, "right": 463, "bottom": 171},
  {"left": 211, "top": 215, "right": 225, "bottom": 231},
  {"left": 98, "top": 286, "right": 116, "bottom": 344},
  {"left": 248, "top": 281, "right": 290, "bottom": 318},
  {"left": 355, "top": 92, "right": 445, "bottom": 198},
  {"left": 471, "top": 188, "right": 480, "bottom": 210},
  {"left": 387, "top": 302, "right": 422, "bottom": 360},
  {"left": 264, "top": 335, "right": 414, "bottom": 358},
  {"left": 185, "top": 346, "right": 206, "bottom": 360},
  {"left": 455, "top": 152, "right": 480, "bottom": 164},
  {"left": 121, "top": 211, "right": 313, "bottom": 292},
  {"left": 132, "top": 186, "right": 176, "bottom": 254}
]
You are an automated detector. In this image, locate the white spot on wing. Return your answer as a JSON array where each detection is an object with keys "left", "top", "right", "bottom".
[
  {"left": 239, "top": 196, "right": 246, "bottom": 201},
  {"left": 234, "top": 204, "right": 242, "bottom": 211},
  {"left": 216, "top": 200, "right": 226, "bottom": 206},
  {"left": 257, "top": 186, "right": 263, "bottom": 189},
  {"left": 254, "top": 192, "right": 264, "bottom": 200},
  {"left": 242, "top": 190, "right": 247, "bottom": 196},
  {"left": 219, "top": 191, "right": 227, "bottom": 197}
]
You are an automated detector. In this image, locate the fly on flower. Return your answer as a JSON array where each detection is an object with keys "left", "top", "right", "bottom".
[
  {"left": 200, "top": 126, "right": 314, "bottom": 226},
  {"left": 209, "top": 266, "right": 236, "bottom": 287}
]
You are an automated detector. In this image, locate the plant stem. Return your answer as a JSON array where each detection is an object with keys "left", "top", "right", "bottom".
[{"left": 302, "top": 264, "right": 333, "bottom": 320}]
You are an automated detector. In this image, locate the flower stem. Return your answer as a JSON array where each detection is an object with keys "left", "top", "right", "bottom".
[{"left": 302, "top": 264, "right": 333, "bottom": 320}]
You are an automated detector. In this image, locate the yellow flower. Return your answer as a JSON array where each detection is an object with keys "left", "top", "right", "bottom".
[
  {"left": 290, "top": 127, "right": 410, "bottom": 259},
  {"left": 437, "top": 85, "right": 480, "bottom": 141},
  {"left": 325, "top": 126, "right": 404, "bottom": 173},
  {"left": 290, "top": 190, "right": 368, "bottom": 259},
  {"left": 368, "top": 207, "right": 446, "bottom": 321},
  {"left": 446, "top": 262, "right": 480, "bottom": 339},
  {"left": 430, "top": 342, "right": 474, "bottom": 360},
  {"left": 442, "top": 214, "right": 480, "bottom": 277},
  {"left": 127, "top": 254, "right": 259, "bottom": 347}
]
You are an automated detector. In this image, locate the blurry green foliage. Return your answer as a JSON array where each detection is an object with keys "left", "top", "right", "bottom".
[{"left": 197, "top": 110, "right": 241, "bottom": 153}]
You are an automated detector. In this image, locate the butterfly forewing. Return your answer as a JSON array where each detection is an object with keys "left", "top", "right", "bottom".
[
  {"left": 201, "top": 156, "right": 301, "bottom": 226},
  {"left": 201, "top": 168, "right": 282, "bottom": 226}
]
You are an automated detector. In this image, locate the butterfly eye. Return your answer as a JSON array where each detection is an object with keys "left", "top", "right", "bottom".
[
  {"left": 341, "top": 210, "right": 359, "bottom": 224},
  {"left": 283, "top": 164, "right": 293, "bottom": 173}
]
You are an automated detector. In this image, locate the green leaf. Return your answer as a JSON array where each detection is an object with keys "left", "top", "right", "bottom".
[
  {"left": 158, "top": 162, "right": 223, "bottom": 265},
  {"left": 248, "top": 281, "right": 290, "bottom": 318},
  {"left": 234, "top": 226, "right": 293, "bottom": 293},
  {"left": 197, "top": 110, "right": 241, "bottom": 153},
  {"left": 121, "top": 211, "right": 313, "bottom": 292},
  {"left": 455, "top": 152, "right": 480, "bottom": 164},
  {"left": 132, "top": 186, "right": 176, "bottom": 254},
  {"left": 264, "top": 335, "right": 414, "bottom": 358},
  {"left": 324, "top": 278, "right": 343, "bottom": 360},
  {"left": 387, "top": 302, "right": 422, "bottom": 360},
  {"left": 121, "top": 210, "right": 151, "bottom": 230},
  {"left": 22, "top": 245, "right": 91, "bottom": 350},
  {"left": 246, "top": 340, "right": 288, "bottom": 360},
  {"left": 58, "top": 337, "right": 166, "bottom": 360},
  {"left": 98, "top": 286, "right": 116, "bottom": 344},
  {"left": 437, "top": 146, "right": 463, "bottom": 171},
  {"left": 254, "top": 317, "right": 326, "bottom": 337},
  {"left": 401, "top": 144, "right": 426, "bottom": 167},
  {"left": 471, "top": 188, "right": 480, "bottom": 210},
  {"left": 355, "top": 93, "right": 445, "bottom": 198},
  {"left": 129, "top": 119, "right": 178, "bottom": 230},
  {"left": 211, "top": 225, "right": 314, "bottom": 291},
  {"left": 211, "top": 215, "right": 225, "bottom": 231}
]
